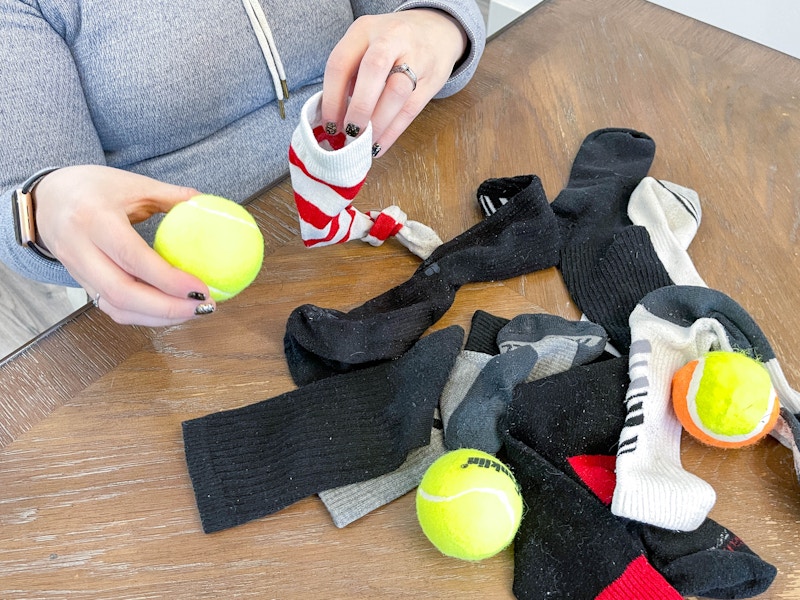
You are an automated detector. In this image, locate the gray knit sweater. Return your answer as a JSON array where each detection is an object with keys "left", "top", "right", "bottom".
[{"left": 0, "top": 0, "right": 485, "bottom": 286}]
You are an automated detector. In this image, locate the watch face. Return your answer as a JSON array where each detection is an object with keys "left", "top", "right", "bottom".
[{"left": 12, "top": 189, "right": 36, "bottom": 247}]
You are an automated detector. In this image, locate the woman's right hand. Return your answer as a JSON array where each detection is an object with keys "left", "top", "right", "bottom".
[{"left": 34, "top": 165, "right": 216, "bottom": 326}]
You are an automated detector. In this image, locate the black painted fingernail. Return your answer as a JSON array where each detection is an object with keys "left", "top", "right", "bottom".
[
  {"left": 195, "top": 303, "right": 215, "bottom": 315},
  {"left": 372, "top": 143, "right": 381, "bottom": 157},
  {"left": 188, "top": 291, "right": 206, "bottom": 301},
  {"left": 325, "top": 121, "right": 337, "bottom": 135},
  {"left": 345, "top": 123, "right": 361, "bottom": 137}
]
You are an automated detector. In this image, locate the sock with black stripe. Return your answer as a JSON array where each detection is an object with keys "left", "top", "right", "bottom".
[
  {"left": 627, "top": 177, "right": 706, "bottom": 287},
  {"left": 612, "top": 284, "right": 800, "bottom": 530}
]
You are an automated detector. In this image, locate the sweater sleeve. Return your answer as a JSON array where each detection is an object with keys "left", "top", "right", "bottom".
[
  {"left": 350, "top": 0, "right": 486, "bottom": 99},
  {"left": 0, "top": 2, "right": 103, "bottom": 286}
]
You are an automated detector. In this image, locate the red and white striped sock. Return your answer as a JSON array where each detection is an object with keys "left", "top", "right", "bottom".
[{"left": 288, "top": 92, "right": 441, "bottom": 258}]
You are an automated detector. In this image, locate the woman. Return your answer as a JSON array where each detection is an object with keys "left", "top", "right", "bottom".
[{"left": 1, "top": 0, "right": 485, "bottom": 326}]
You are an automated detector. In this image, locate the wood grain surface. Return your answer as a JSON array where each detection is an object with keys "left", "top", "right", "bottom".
[{"left": 2, "top": 1, "right": 799, "bottom": 598}]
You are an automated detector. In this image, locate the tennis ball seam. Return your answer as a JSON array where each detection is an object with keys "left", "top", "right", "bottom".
[
  {"left": 417, "top": 486, "right": 520, "bottom": 535},
  {"left": 186, "top": 198, "right": 260, "bottom": 230},
  {"left": 684, "top": 361, "right": 779, "bottom": 442}
]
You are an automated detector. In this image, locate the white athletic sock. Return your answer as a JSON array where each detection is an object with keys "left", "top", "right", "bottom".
[
  {"left": 628, "top": 177, "right": 706, "bottom": 287},
  {"left": 612, "top": 306, "right": 724, "bottom": 531}
]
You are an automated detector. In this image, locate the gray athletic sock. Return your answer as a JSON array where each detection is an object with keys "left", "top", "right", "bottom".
[
  {"left": 496, "top": 313, "right": 608, "bottom": 381},
  {"left": 446, "top": 314, "right": 609, "bottom": 454},
  {"left": 445, "top": 346, "right": 538, "bottom": 453}
]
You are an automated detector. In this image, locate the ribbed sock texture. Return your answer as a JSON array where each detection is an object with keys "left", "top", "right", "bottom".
[
  {"left": 284, "top": 175, "right": 562, "bottom": 386},
  {"left": 317, "top": 309, "right": 513, "bottom": 528},
  {"left": 550, "top": 128, "right": 674, "bottom": 354},
  {"left": 182, "top": 326, "right": 463, "bottom": 533},
  {"left": 318, "top": 415, "right": 447, "bottom": 528}
]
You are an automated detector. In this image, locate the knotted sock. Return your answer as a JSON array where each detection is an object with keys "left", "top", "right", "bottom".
[
  {"left": 289, "top": 91, "right": 441, "bottom": 257},
  {"left": 284, "top": 174, "right": 562, "bottom": 386},
  {"left": 182, "top": 325, "right": 463, "bottom": 533}
]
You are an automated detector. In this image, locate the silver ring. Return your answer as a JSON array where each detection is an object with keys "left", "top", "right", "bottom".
[
  {"left": 388, "top": 63, "right": 417, "bottom": 91},
  {"left": 93, "top": 292, "right": 101, "bottom": 308}
]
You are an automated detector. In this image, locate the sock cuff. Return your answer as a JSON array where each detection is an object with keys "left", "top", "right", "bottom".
[
  {"left": 465, "top": 310, "right": 509, "bottom": 353},
  {"left": 476, "top": 174, "right": 536, "bottom": 217},
  {"left": 596, "top": 555, "right": 682, "bottom": 600},
  {"left": 290, "top": 91, "right": 372, "bottom": 187}
]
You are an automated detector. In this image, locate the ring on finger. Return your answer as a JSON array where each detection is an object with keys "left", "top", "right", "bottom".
[
  {"left": 92, "top": 292, "right": 101, "bottom": 309},
  {"left": 388, "top": 63, "right": 417, "bottom": 91}
]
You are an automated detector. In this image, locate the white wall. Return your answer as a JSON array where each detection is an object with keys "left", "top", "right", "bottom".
[
  {"left": 646, "top": 0, "right": 800, "bottom": 59},
  {"left": 487, "top": 1, "right": 800, "bottom": 60},
  {"left": 487, "top": 0, "right": 544, "bottom": 35}
]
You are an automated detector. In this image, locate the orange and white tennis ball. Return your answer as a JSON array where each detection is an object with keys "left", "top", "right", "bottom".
[
  {"left": 416, "top": 449, "right": 523, "bottom": 561},
  {"left": 671, "top": 351, "right": 779, "bottom": 448},
  {"left": 154, "top": 194, "right": 264, "bottom": 301}
]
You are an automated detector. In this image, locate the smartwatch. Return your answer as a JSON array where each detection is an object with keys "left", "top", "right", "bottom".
[{"left": 11, "top": 167, "right": 61, "bottom": 262}]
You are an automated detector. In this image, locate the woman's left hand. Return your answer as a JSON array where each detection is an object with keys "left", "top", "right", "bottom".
[{"left": 321, "top": 9, "right": 468, "bottom": 156}]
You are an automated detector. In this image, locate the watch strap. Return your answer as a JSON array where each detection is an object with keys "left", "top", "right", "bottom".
[{"left": 16, "top": 166, "right": 61, "bottom": 261}]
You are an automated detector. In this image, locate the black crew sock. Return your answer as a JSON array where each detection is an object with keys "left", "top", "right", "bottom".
[
  {"left": 626, "top": 519, "right": 777, "bottom": 599},
  {"left": 182, "top": 325, "right": 463, "bottom": 533},
  {"left": 476, "top": 174, "right": 537, "bottom": 217},
  {"left": 550, "top": 128, "right": 673, "bottom": 353},
  {"left": 284, "top": 175, "right": 561, "bottom": 386},
  {"left": 507, "top": 354, "right": 777, "bottom": 599},
  {"left": 504, "top": 434, "right": 682, "bottom": 600}
]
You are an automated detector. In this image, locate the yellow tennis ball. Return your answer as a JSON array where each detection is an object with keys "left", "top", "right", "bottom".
[
  {"left": 416, "top": 448, "right": 523, "bottom": 561},
  {"left": 154, "top": 194, "right": 264, "bottom": 301},
  {"left": 671, "top": 351, "right": 779, "bottom": 449}
]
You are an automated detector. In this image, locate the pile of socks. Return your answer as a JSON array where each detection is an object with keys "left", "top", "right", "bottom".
[{"left": 180, "top": 125, "right": 800, "bottom": 599}]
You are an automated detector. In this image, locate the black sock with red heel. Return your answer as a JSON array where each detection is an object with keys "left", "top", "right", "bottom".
[{"left": 507, "top": 356, "right": 777, "bottom": 599}]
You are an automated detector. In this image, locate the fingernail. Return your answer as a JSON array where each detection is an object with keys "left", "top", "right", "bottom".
[
  {"left": 195, "top": 303, "right": 215, "bottom": 315},
  {"left": 188, "top": 291, "right": 206, "bottom": 301},
  {"left": 372, "top": 143, "right": 381, "bottom": 157},
  {"left": 345, "top": 123, "right": 361, "bottom": 137},
  {"left": 325, "top": 121, "right": 337, "bottom": 135}
]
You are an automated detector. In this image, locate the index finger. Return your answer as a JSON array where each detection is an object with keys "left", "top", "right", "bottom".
[
  {"left": 97, "top": 216, "right": 211, "bottom": 302},
  {"left": 321, "top": 30, "right": 366, "bottom": 132}
]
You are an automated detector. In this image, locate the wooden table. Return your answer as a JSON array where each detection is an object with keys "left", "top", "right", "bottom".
[{"left": 2, "top": 1, "right": 799, "bottom": 597}]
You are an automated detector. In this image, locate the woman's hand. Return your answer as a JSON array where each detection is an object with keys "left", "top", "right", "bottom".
[
  {"left": 34, "top": 165, "right": 216, "bottom": 326},
  {"left": 321, "top": 9, "right": 468, "bottom": 157}
]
